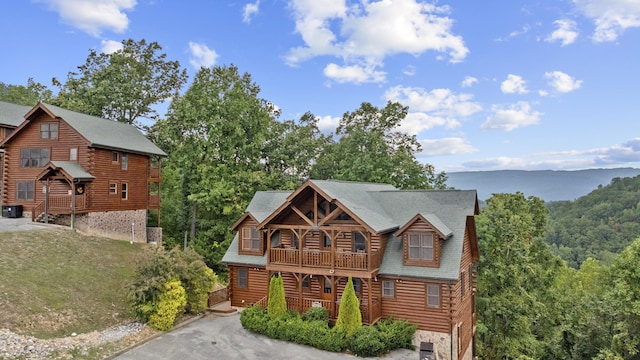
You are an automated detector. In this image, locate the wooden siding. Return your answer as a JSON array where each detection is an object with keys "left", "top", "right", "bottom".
[
  {"left": 1, "top": 112, "right": 156, "bottom": 214},
  {"left": 236, "top": 217, "right": 265, "bottom": 256},
  {"left": 450, "top": 226, "right": 477, "bottom": 359},
  {"left": 379, "top": 277, "right": 452, "bottom": 333},
  {"left": 228, "top": 265, "right": 269, "bottom": 307},
  {"left": 402, "top": 218, "right": 443, "bottom": 268}
]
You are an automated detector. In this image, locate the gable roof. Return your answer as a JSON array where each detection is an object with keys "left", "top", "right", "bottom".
[
  {"left": 0, "top": 101, "right": 31, "bottom": 127},
  {"left": 1, "top": 103, "right": 166, "bottom": 156},
  {"left": 36, "top": 161, "right": 95, "bottom": 182},
  {"left": 223, "top": 180, "right": 478, "bottom": 281}
]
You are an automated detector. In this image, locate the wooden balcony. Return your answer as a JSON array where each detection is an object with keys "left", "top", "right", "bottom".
[
  {"left": 149, "top": 167, "right": 161, "bottom": 180},
  {"left": 269, "top": 248, "right": 381, "bottom": 271},
  {"left": 284, "top": 296, "right": 381, "bottom": 325},
  {"left": 32, "top": 195, "right": 88, "bottom": 221}
]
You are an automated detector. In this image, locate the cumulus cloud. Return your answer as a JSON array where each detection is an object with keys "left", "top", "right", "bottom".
[
  {"left": 38, "top": 0, "right": 136, "bottom": 37},
  {"left": 543, "top": 138, "right": 640, "bottom": 165},
  {"left": 316, "top": 115, "right": 341, "bottom": 132},
  {"left": 188, "top": 42, "right": 218, "bottom": 69},
  {"left": 419, "top": 137, "right": 478, "bottom": 156},
  {"left": 461, "top": 76, "right": 478, "bottom": 88},
  {"left": 481, "top": 101, "right": 541, "bottom": 131},
  {"left": 500, "top": 74, "right": 528, "bottom": 94},
  {"left": 323, "top": 63, "right": 386, "bottom": 84},
  {"left": 385, "top": 85, "right": 482, "bottom": 135},
  {"left": 100, "top": 39, "right": 123, "bottom": 54},
  {"left": 243, "top": 0, "right": 260, "bottom": 23},
  {"left": 546, "top": 19, "right": 579, "bottom": 46},
  {"left": 573, "top": 0, "right": 640, "bottom": 42},
  {"left": 545, "top": 71, "right": 583, "bottom": 93},
  {"left": 286, "top": 0, "right": 468, "bottom": 83}
]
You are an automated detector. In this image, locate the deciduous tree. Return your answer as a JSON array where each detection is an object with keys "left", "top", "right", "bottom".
[{"left": 0, "top": 78, "right": 52, "bottom": 105}]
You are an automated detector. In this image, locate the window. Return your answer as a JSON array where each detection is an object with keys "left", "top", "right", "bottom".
[
  {"left": 352, "top": 278, "right": 362, "bottom": 295},
  {"left": 237, "top": 268, "right": 247, "bottom": 288},
  {"left": 323, "top": 234, "right": 331, "bottom": 248},
  {"left": 16, "top": 181, "right": 34, "bottom": 200},
  {"left": 461, "top": 272, "right": 466, "bottom": 298},
  {"left": 408, "top": 233, "right": 434, "bottom": 261},
  {"left": 121, "top": 153, "right": 128, "bottom": 170},
  {"left": 427, "top": 284, "right": 440, "bottom": 308},
  {"left": 121, "top": 183, "right": 128, "bottom": 200},
  {"left": 109, "top": 182, "right": 117, "bottom": 195},
  {"left": 40, "top": 123, "right": 58, "bottom": 139},
  {"left": 382, "top": 280, "right": 395, "bottom": 298},
  {"left": 324, "top": 278, "right": 332, "bottom": 294},
  {"left": 353, "top": 232, "right": 366, "bottom": 252},
  {"left": 112, "top": 151, "right": 119, "bottom": 163},
  {"left": 20, "top": 148, "right": 50, "bottom": 167},
  {"left": 302, "top": 276, "right": 310, "bottom": 291},
  {"left": 69, "top": 148, "right": 78, "bottom": 161},
  {"left": 242, "top": 227, "right": 261, "bottom": 251},
  {"left": 469, "top": 264, "right": 473, "bottom": 291}
]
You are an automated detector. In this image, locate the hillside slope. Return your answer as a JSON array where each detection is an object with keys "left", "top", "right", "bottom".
[{"left": 446, "top": 168, "right": 640, "bottom": 201}]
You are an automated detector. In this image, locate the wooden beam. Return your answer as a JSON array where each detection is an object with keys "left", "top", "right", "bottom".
[{"left": 291, "top": 205, "right": 314, "bottom": 226}]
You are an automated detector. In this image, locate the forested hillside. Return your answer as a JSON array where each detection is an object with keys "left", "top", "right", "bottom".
[{"left": 545, "top": 175, "right": 640, "bottom": 268}]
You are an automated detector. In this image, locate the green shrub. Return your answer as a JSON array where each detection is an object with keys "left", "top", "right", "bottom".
[
  {"left": 376, "top": 317, "right": 417, "bottom": 352},
  {"left": 239, "top": 305, "right": 268, "bottom": 333},
  {"left": 302, "top": 306, "right": 329, "bottom": 324},
  {"left": 335, "top": 277, "right": 362, "bottom": 338},
  {"left": 171, "top": 248, "right": 218, "bottom": 314},
  {"left": 348, "top": 325, "right": 385, "bottom": 357},
  {"left": 267, "top": 274, "right": 287, "bottom": 318},
  {"left": 148, "top": 279, "right": 187, "bottom": 331}
]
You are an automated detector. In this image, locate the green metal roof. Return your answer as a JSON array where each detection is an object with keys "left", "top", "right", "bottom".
[
  {"left": 49, "top": 161, "right": 95, "bottom": 180},
  {"left": 40, "top": 103, "right": 167, "bottom": 156},
  {"left": 0, "top": 101, "right": 31, "bottom": 127},
  {"left": 222, "top": 180, "right": 477, "bottom": 281}
]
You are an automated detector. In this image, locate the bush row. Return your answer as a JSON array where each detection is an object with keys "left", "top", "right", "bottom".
[{"left": 239, "top": 306, "right": 417, "bottom": 357}]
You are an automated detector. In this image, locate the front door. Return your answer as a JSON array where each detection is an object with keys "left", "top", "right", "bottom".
[{"left": 322, "top": 277, "right": 332, "bottom": 301}]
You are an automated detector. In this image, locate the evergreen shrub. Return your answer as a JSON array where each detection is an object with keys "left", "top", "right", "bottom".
[
  {"left": 148, "top": 279, "right": 187, "bottom": 331},
  {"left": 376, "top": 317, "right": 417, "bottom": 352},
  {"left": 348, "top": 325, "right": 385, "bottom": 357}
]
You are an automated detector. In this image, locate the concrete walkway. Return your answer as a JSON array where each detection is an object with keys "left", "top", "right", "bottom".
[
  {"left": 113, "top": 313, "right": 417, "bottom": 360},
  {"left": 0, "top": 216, "right": 59, "bottom": 232}
]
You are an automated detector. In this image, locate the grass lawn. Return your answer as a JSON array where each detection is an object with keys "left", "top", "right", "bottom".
[{"left": 0, "top": 228, "right": 149, "bottom": 338}]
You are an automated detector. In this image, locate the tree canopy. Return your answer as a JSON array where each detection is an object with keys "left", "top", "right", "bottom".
[
  {"left": 52, "top": 38, "right": 188, "bottom": 128},
  {"left": 0, "top": 78, "right": 52, "bottom": 106}
]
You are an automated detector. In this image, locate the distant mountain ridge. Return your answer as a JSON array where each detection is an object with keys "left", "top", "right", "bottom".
[{"left": 446, "top": 168, "right": 640, "bottom": 201}]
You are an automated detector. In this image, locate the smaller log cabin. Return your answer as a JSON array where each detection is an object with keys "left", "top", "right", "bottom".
[
  {"left": 222, "top": 180, "right": 479, "bottom": 360},
  {"left": 0, "top": 102, "right": 166, "bottom": 243},
  {"left": 0, "top": 101, "right": 30, "bottom": 196}
]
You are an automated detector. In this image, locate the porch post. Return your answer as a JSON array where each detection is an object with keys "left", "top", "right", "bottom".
[
  {"left": 368, "top": 278, "right": 373, "bottom": 323},
  {"left": 71, "top": 181, "right": 76, "bottom": 230},
  {"left": 44, "top": 179, "right": 50, "bottom": 224}
]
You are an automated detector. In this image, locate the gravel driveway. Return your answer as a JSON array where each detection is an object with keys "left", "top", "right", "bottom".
[{"left": 113, "top": 313, "right": 418, "bottom": 360}]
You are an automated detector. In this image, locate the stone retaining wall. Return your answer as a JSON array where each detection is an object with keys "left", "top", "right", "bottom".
[
  {"left": 146, "top": 227, "right": 163, "bottom": 245},
  {"left": 414, "top": 329, "right": 451, "bottom": 360},
  {"left": 75, "top": 210, "right": 148, "bottom": 243}
]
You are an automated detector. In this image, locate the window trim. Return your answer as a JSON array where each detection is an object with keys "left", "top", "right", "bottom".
[
  {"left": 121, "top": 182, "right": 128, "bottom": 200},
  {"left": 237, "top": 267, "right": 247, "bottom": 289},
  {"left": 427, "top": 283, "right": 440, "bottom": 308},
  {"left": 408, "top": 232, "right": 434, "bottom": 261},
  {"left": 109, "top": 182, "right": 118, "bottom": 195},
  {"left": 241, "top": 227, "right": 261, "bottom": 252},
  {"left": 121, "top": 153, "right": 128, "bottom": 170},
  {"left": 382, "top": 280, "right": 395, "bottom": 298},
  {"left": 69, "top": 147, "right": 78, "bottom": 161},
  {"left": 20, "top": 148, "right": 50, "bottom": 168}
]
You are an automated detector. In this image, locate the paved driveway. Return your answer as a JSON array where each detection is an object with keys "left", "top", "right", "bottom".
[
  {"left": 0, "top": 216, "right": 57, "bottom": 232},
  {"left": 113, "top": 313, "right": 417, "bottom": 360}
]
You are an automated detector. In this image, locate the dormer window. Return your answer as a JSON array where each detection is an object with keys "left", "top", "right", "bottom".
[
  {"left": 408, "top": 233, "right": 434, "bottom": 261},
  {"left": 242, "top": 227, "right": 261, "bottom": 252},
  {"left": 40, "top": 123, "right": 58, "bottom": 139}
]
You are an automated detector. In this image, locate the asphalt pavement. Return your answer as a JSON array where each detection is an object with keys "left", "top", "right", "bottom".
[
  {"left": 113, "top": 313, "right": 418, "bottom": 360},
  {"left": 0, "top": 216, "right": 58, "bottom": 232}
]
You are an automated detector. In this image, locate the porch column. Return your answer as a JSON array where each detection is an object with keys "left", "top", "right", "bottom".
[{"left": 368, "top": 278, "right": 373, "bottom": 323}]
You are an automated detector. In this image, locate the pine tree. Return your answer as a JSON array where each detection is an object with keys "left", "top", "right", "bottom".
[
  {"left": 335, "top": 277, "right": 362, "bottom": 338},
  {"left": 267, "top": 273, "right": 287, "bottom": 318}
]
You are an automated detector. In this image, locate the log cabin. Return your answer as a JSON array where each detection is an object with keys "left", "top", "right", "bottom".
[
  {"left": 0, "top": 101, "right": 165, "bottom": 243},
  {"left": 0, "top": 101, "right": 31, "bottom": 197},
  {"left": 222, "top": 179, "right": 479, "bottom": 360}
]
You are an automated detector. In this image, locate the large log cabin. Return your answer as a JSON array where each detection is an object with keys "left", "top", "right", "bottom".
[
  {"left": 0, "top": 101, "right": 31, "bottom": 197},
  {"left": 222, "top": 180, "right": 479, "bottom": 360},
  {"left": 0, "top": 101, "right": 165, "bottom": 243}
]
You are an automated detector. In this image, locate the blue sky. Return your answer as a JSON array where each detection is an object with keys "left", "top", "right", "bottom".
[{"left": 1, "top": 0, "right": 639, "bottom": 172}]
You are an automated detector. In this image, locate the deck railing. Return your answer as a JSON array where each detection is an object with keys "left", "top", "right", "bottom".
[
  {"left": 269, "top": 247, "right": 381, "bottom": 270},
  {"left": 32, "top": 195, "right": 88, "bottom": 221}
]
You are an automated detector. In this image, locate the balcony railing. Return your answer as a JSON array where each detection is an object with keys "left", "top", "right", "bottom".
[
  {"left": 284, "top": 296, "right": 380, "bottom": 324},
  {"left": 269, "top": 248, "right": 381, "bottom": 271},
  {"left": 32, "top": 194, "right": 88, "bottom": 221}
]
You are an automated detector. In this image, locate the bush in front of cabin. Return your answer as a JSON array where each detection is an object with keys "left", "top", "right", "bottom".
[
  {"left": 171, "top": 248, "right": 218, "bottom": 314},
  {"left": 335, "top": 277, "right": 362, "bottom": 338},
  {"left": 267, "top": 274, "right": 287, "bottom": 318},
  {"left": 302, "top": 306, "right": 330, "bottom": 324},
  {"left": 239, "top": 305, "right": 268, "bottom": 333},
  {"left": 148, "top": 279, "right": 187, "bottom": 331},
  {"left": 376, "top": 317, "right": 418, "bottom": 352},
  {"left": 348, "top": 325, "right": 386, "bottom": 357}
]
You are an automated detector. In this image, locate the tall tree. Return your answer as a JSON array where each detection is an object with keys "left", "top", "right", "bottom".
[
  {"left": 52, "top": 39, "right": 188, "bottom": 128},
  {"left": 0, "top": 78, "right": 52, "bottom": 106},
  {"left": 153, "top": 65, "right": 279, "bottom": 272},
  {"left": 310, "top": 101, "right": 446, "bottom": 189}
]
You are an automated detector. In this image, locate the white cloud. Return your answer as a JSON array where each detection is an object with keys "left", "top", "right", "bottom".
[
  {"left": 316, "top": 115, "right": 341, "bottom": 132},
  {"left": 545, "top": 71, "right": 583, "bottom": 93},
  {"left": 481, "top": 101, "right": 541, "bottom": 131},
  {"left": 100, "top": 39, "right": 123, "bottom": 54},
  {"left": 542, "top": 138, "right": 640, "bottom": 165},
  {"left": 323, "top": 63, "right": 386, "bottom": 84},
  {"left": 188, "top": 42, "right": 218, "bottom": 69},
  {"left": 500, "top": 74, "right": 528, "bottom": 94},
  {"left": 546, "top": 19, "right": 579, "bottom": 46},
  {"left": 286, "top": 0, "right": 468, "bottom": 83},
  {"left": 573, "top": 0, "right": 640, "bottom": 42},
  {"left": 38, "top": 0, "right": 136, "bottom": 37},
  {"left": 385, "top": 85, "right": 482, "bottom": 135},
  {"left": 243, "top": 0, "right": 260, "bottom": 24},
  {"left": 419, "top": 137, "right": 478, "bottom": 156},
  {"left": 461, "top": 76, "right": 478, "bottom": 88}
]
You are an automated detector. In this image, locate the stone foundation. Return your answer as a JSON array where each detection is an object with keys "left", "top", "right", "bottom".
[
  {"left": 74, "top": 210, "right": 148, "bottom": 243},
  {"left": 146, "top": 227, "right": 163, "bottom": 245},
  {"left": 414, "top": 330, "right": 452, "bottom": 360}
]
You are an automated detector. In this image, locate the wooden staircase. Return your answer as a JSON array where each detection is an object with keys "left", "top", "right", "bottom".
[{"left": 34, "top": 212, "right": 59, "bottom": 223}]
